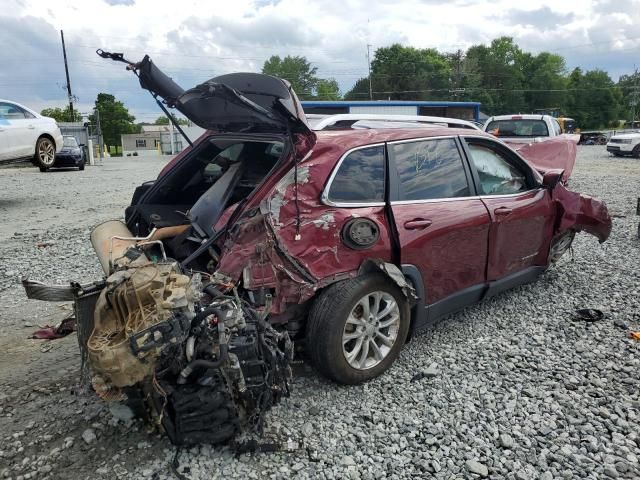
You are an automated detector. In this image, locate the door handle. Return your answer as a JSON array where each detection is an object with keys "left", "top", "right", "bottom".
[
  {"left": 494, "top": 206, "right": 513, "bottom": 216},
  {"left": 27, "top": 125, "right": 35, "bottom": 129},
  {"left": 404, "top": 218, "right": 432, "bottom": 230}
]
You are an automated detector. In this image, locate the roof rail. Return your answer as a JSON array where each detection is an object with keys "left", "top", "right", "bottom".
[{"left": 309, "top": 114, "right": 482, "bottom": 131}]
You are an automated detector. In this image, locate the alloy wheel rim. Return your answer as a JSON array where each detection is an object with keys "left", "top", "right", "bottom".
[
  {"left": 342, "top": 291, "right": 400, "bottom": 370},
  {"left": 38, "top": 141, "right": 55, "bottom": 166},
  {"left": 550, "top": 234, "right": 573, "bottom": 262}
]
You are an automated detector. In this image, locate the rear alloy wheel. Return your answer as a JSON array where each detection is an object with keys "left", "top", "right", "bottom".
[
  {"left": 306, "top": 273, "right": 410, "bottom": 384},
  {"left": 34, "top": 137, "right": 56, "bottom": 169},
  {"left": 549, "top": 231, "right": 575, "bottom": 263},
  {"left": 342, "top": 291, "right": 401, "bottom": 370}
]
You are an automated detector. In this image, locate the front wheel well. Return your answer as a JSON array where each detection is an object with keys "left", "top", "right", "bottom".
[{"left": 35, "top": 133, "right": 57, "bottom": 152}]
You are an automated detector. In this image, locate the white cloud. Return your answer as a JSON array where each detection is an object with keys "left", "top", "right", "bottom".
[{"left": 1, "top": 0, "right": 639, "bottom": 118}]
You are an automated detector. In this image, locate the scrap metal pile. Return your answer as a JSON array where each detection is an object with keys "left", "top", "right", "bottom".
[{"left": 24, "top": 220, "right": 293, "bottom": 445}]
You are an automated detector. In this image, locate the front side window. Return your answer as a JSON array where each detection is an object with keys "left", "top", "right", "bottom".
[
  {"left": 486, "top": 119, "right": 549, "bottom": 137},
  {"left": 466, "top": 144, "right": 527, "bottom": 195},
  {"left": 327, "top": 145, "right": 385, "bottom": 203},
  {"left": 391, "top": 138, "right": 470, "bottom": 201}
]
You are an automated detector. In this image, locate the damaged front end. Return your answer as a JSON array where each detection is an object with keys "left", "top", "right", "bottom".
[{"left": 23, "top": 220, "right": 293, "bottom": 446}]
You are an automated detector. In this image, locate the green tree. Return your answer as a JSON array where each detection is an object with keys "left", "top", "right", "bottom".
[
  {"left": 153, "top": 115, "right": 189, "bottom": 125},
  {"left": 617, "top": 70, "right": 640, "bottom": 124},
  {"left": 40, "top": 106, "right": 81, "bottom": 122},
  {"left": 262, "top": 55, "right": 318, "bottom": 99},
  {"left": 344, "top": 77, "right": 371, "bottom": 100},
  {"left": 89, "top": 93, "right": 136, "bottom": 147},
  {"left": 519, "top": 52, "right": 567, "bottom": 113},
  {"left": 465, "top": 37, "right": 526, "bottom": 115},
  {"left": 566, "top": 68, "right": 622, "bottom": 129},
  {"left": 445, "top": 49, "right": 485, "bottom": 103},
  {"left": 369, "top": 44, "right": 452, "bottom": 100},
  {"left": 314, "top": 78, "right": 341, "bottom": 100}
]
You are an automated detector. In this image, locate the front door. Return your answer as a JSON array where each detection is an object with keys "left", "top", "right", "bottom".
[
  {"left": 462, "top": 137, "right": 555, "bottom": 281},
  {"left": 0, "top": 102, "right": 34, "bottom": 159},
  {"left": 388, "top": 137, "right": 491, "bottom": 306}
]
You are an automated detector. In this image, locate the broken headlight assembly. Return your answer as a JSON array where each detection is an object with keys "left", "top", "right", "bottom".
[{"left": 23, "top": 220, "right": 293, "bottom": 445}]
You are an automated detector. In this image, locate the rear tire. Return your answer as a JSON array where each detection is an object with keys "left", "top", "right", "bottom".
[
  {"left": 632, "top": 145, "right": 640, "bottom": 159},
  {"left": 78, "top": 160, "right": 85, "bottom": 171},
  {"left": 306, "top": 273, "right": 410, "bottom": 384},
  {"left": 39, "top": 166, "right": 48, "bottom": 173},
  {"left": 34, "top": 137, "right": 56, "bottom": 169}
]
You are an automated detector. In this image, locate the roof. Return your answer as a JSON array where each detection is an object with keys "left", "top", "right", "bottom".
[
  {"left": 141, "top": 125, "right": 169, "bottom": 133},
  {"left": 313, "top": 127, "right": 492, "bottom": 152},
  {"left": 487, "top": 114, "right": 551, "bottom": 121}
]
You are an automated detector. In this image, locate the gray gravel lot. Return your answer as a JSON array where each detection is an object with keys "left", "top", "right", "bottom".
[{"left": 0, "top": 147, "right": 639, "bottom": 480}]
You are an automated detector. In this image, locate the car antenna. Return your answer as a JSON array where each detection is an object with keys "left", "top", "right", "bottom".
[{"left": 95, "top": 49, "right": 193, "bottom": 148}]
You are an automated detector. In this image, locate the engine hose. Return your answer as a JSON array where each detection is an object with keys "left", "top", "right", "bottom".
[
  {"left": 189, "top": 306, "right": 225, "bottom": 332},
  {"left": 176, "top": 344, "right": 229, "bottom": 385},
  {"left": 203, "top": 284, "right": 224, "bottom": 300}
]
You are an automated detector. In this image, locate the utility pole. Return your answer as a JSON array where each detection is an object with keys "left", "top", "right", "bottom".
[
  {"left": 367, "top": 44, "right": 373, "bottom": 100},
  {"left": 60, "top": 30, "right": 74, "bottom": 121},
  {"left": 95, "top": 108, "right": 104, "bottom": 163},
  {"left": 631, "top": 66, "right": 639, "bottom": 129}
]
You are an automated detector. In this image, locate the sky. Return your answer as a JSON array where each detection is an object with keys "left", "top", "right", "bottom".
[{"left": 1, "top": 0, "right": 639, "bottom": 122}]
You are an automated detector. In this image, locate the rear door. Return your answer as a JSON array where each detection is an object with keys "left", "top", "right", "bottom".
[
  {"left": 0, "top": 107, "right": 8, "bottom": 160},
  {"left": 388, "top": 136, "right": 491, "bottom": 308},
  {"left": 461, "top": 137, "right": 555, "bottom": 281}
]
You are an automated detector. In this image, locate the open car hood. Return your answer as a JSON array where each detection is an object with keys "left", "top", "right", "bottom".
[
  {"left": 506, "top": 136, "right": 577, "bottom": 182},
  {"left": 137, "top": 56, "right": 316, "bottom": 143}
]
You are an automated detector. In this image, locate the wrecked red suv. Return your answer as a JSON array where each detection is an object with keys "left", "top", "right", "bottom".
[{"left": 24, "top": 53, "right": 611, "bottom": 445}]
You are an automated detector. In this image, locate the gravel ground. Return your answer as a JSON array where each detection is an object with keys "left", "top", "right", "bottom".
[{"left": 0, "top": 147, "right": 639, "bottom": 480}]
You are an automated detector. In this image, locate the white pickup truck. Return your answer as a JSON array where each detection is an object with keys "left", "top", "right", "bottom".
[
  {"left": 606, "top": 131, "right": 640, "bottom": 158},
  {"left": 484, "top": 114, "right": 579, "bottom": 144}
]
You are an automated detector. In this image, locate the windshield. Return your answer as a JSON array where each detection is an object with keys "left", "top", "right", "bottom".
[
  {"left": 63, "top": 137, "right": 78, "bottom": 148},
  {"left": 486, "top": 119, "right": 549, "bottom": 138}
]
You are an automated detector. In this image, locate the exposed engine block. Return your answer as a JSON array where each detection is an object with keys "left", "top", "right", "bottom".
[{"left": 24, "top": 220, "right": 293, "bottom": 446}]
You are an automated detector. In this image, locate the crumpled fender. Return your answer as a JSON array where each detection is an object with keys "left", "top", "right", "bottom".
[
  {"left": 508, "top": 137, "right": 577, "bottom": 182},
  {"left": 552, "top": 184, "right": 612, "bottom": 243}
]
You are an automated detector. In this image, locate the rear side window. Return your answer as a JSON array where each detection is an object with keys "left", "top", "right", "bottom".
[
  {"left": 0, "top": 102, "right": 26, "bottom": 119},
  {"left": 327, "top": 146, "right": 385, "bottom": 203},
  {"left": 391, "top": 138, "right": 470, "bottom": 201},
  {"left": 486, "top": 119, "right": 549, "bottom": 137}
]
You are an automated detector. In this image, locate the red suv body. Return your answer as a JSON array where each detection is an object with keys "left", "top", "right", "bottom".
[{"left": 119, "top": 65, "right": 610, "bottom": 384}]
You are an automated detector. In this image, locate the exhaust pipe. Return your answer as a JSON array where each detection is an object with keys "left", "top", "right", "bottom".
[{"left": 90, "top": 220, "right": 136, "bottom": 275}]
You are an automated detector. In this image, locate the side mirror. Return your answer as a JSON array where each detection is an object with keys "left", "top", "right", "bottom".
[{"left": 542, "top": 169, "right": 564, "bottom": 189}]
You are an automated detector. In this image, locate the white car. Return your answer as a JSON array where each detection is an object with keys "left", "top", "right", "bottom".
[
  {"left": 606, "top": 131, "right": 640, "bottom": 158},
  {"left": 0, "top": 99, "right": 63, "bottom": 170},
  {"left": 484, "top": 114, "right": 574, "bottom": 144}
]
